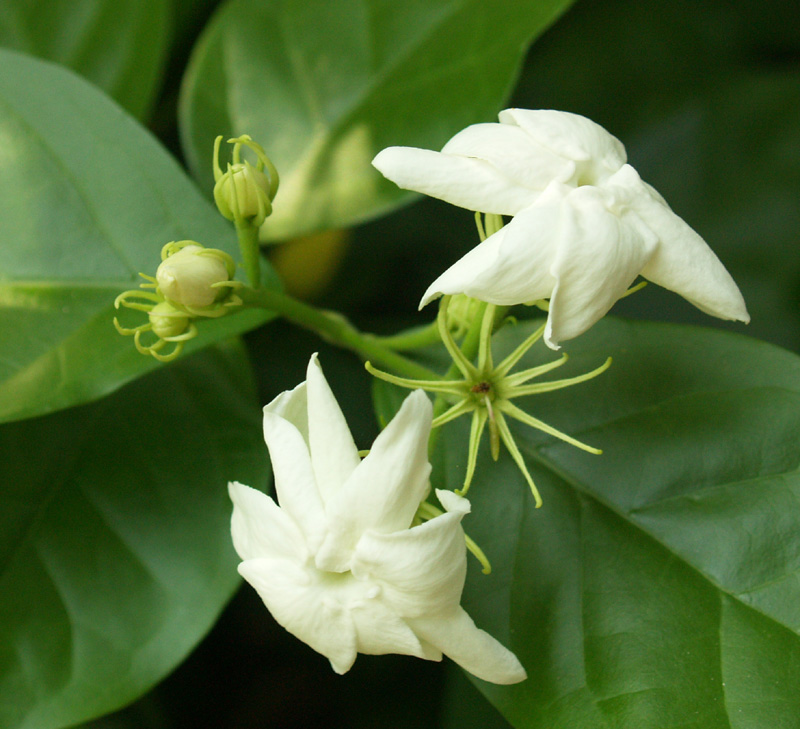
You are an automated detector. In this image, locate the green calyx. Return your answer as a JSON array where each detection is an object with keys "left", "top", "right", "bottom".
[{"left": 367, "top": 295, "right": 611, "bottom": 506}]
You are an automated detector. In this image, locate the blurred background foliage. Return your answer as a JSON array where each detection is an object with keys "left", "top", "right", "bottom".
[{"left": 1, "top": 0, "right": 797, "bottom": 726}]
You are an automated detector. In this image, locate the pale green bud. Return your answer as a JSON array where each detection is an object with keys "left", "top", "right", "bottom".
[
  {"left": 446, "top": 294, "right": 484, "bottom": 338},
  {"left": 157, "top": 243, "right": 233, "bottom": 308},
  {"left": 215, "top": 164, "right": 270, "bottom": 221},
  {"left": 213, "top": 135, "right": 279, "bottom": 227},
  {"left": 149, "top": 301, "right": 191, "bottom": 339}
]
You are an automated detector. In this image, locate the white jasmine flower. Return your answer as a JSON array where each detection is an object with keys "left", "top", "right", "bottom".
[
  {"left": 373, "top": 109, "right": 749, "bottom": 349},
  {"left": 229, "top": 354, "right": 526, "bottom": 685}
]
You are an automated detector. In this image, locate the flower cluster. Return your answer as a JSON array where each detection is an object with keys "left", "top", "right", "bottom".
[
  {"left": 230, "top": 355, "right": 526, "bottom": 684},
  {"left": 373, "top": 108, "right": 749, "bottom": 349},
  {"left": 225, "top": 110, "right": 750, "bottom": 682}
]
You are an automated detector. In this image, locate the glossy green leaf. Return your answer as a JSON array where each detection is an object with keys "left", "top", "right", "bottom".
[
  {"left": 374, "top": 318, "right": 800, "bottom": 728},
  {"left": 0, "top": 0, "right": 171, "bottom": 120},
  {"left": 0, "top": 48, "right": 278, "bottom": 425},
  {"left": 178, "top": 0, "right": 575, "bottom": 241},
  {"left": 0, "top": 340, "right": 269, "bottom": 729}
]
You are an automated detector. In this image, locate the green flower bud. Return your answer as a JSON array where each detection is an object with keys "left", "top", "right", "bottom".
[
  {"left": 216, "top": 165, "right": 270, "bottom": 220},
  {"left": 149, "top": 301, "right": 191, "bottom": 339},
  {"left": 213, "top": 135, "right": 279, "bottom": 227},
  {"left": 446, "top": 294, "right": 484, "bottom": 338},
  {"left": 157, "top": 243, "right": 233, "bottom": 308}
]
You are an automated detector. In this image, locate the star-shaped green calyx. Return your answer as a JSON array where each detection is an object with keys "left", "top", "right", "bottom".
[{"left": 367, "top": 295, "right": 610, "bottom": 507}]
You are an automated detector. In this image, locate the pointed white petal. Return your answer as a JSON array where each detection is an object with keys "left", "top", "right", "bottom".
[
  {"left": 420, "top": 186, "right": 567, "bottom": 308},
  {"left": 544, "top": 184, "right": 658, "bottom": 348},
  {"left": 315, "top": 390, "right": 432, "bottom": 571},
  {"left": 351, "top": 510, "right": 467, "bottom": 618},
  {"left": 349, "top": 597, "right": 436, "bottom": 660},
  {"left": 262, "top": 409, "right": 327, "bottom": 552},
  {"left": 619, "top": 170, "right": 750, "bottom": 322},
  {"left": 500, "top": 108, "right": 626, "bottom": 174},
  {"left": 265, "top": 380, "right": 309, "bottom": 441},
  {"left": 441, "top": 122, "right": 575, "bottom": 191},
  {"left": 408, "top": 607, "right": 527, "bottom": 685},
  {"left": 373, "top": 146, "right": 537, "bottom": 215},
  {"left": 228, "top": 481, "right": 308, "bottom": 562},
  {"left": 305, "top": 354, "right": 361, "bottom": 504},
  {"left": 419, "top": 222, "right": 508, "bottom": 308},
  {"left": 238, "top": 557, "right": 358, "bottom": 674}
]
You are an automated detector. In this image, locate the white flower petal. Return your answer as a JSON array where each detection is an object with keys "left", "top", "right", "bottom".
[
  {"left": 265, "top": 380, "right": 309, "bottom": 442},
  {"left": 544, "top": 184, "right": 658, "bottom": 348},
  {"left": 419, "top": 198, "right": 561, "bottom": 308},
  {"left": 616, "top": 171, "right": 750, "bottom": 323},
  {"left": 351, "top": 509, "right": 467, "bottom": 618},
  {"left": 349, "top": 597, "right": 437, "bottom": 660},
  {"left": 238, "top": 557, "right": 358, "bottom": 674},
  {"left": 315, "top": 390, "right": 433, "bottom": 571},
  {"left": 408, "top": 607, "right": 527, "bottom": 685},
  {"left": 228, "top": 481, "right": 308, "bottom": 562},
  {"left": 441, "top": 122, "right": 576, "bottom": 192},
  {"left": 435, "top": 488, "right": 471, "bottom": 515},
  {"left": 500, "top": 108, "right": 626, "bottom": 176},
  {"left": 382, "top": 108, "right": 747, "bottom": 346},
  {"left": 305, "top": 354, "right": 362, "bottom": 504},
  {"left": 262, "top": 407, "right": 326, "bottom": 553},
  {"left": 373, "top": 146, "right": 537, "bottom": 215}
]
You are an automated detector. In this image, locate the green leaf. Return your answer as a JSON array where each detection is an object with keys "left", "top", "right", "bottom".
[
  {"left": 375, "top": 319, "right": 800, "bottom": 727},
  {"left": 0, "top": 48, "right": 278, "bottom": 425},
  {"left": 0, "top": 0, "right": 171, "bottom": 120},
  {"left": 178, "top": 0, "right": 575, "bottom": 241},
  {"left": 0, "top": 340, "right": 268, "bottom": 729}
]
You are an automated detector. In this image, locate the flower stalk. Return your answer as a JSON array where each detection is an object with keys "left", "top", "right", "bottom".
[{"left": 238, "top": 285, "right": 439, "bottom": 381}]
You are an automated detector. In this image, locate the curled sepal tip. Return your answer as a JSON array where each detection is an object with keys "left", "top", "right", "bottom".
[{"left": 114, "top": 300, "right": 197, "bottom": 363}]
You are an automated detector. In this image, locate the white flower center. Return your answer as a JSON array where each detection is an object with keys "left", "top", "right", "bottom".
[{"left": 312, "top": 566, "right": 381, "bottom": 610}]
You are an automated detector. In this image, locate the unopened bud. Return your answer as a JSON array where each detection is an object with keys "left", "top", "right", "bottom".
[
  {"left": 446, "top": 294, "right": 484, "bottom": 338},
  {"left": 157, "top": 242, "right": 234, "bottom": 308},
  {"left": 213, "top": 135, "right": 279, "bottom": 227},
  {"left": 149, "top": 301, "right": 191, "bottom": 339}
]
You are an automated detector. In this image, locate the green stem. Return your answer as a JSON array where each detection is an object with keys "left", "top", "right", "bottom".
[
  {"left": 369, "top": 320, "right": 441, "bottom": 351},
  {"left": 235, "top": 220, "right": 261, "bottom": 289},
  {"left": 239, "top": 286, "right": 438, "bottom": 380},
  {"left": 427, "top": 299, "right": 488, "bottom": 457}
]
